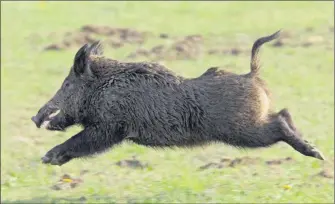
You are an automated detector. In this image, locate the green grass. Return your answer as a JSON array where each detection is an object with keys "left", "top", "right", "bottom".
[{"left": 1, "top": 1, "right": 334, "bottom": 203}]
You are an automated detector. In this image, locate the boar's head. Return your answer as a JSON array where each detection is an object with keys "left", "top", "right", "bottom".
[{"left": 31, "top": 41, "right": 103, "bottom": 131}]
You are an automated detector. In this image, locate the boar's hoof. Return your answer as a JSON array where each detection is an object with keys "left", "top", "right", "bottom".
[
  {"left": 41, "top": 156, "right": 51, "bottom": 164},
  {"left": 41, "top": 148, "right": 72, "bottom": 166},
  {"left": 310, "top": 148, "right": 326, "bottom": 160}
]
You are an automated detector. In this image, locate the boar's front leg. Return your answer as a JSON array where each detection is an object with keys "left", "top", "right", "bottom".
[{"left": 41, "top": 125, "right": 125, "bottom": 166}]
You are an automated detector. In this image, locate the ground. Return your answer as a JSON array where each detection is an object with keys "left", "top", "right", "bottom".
[{"left": 1, "top": 1, "right": 334, "bottom": 203}]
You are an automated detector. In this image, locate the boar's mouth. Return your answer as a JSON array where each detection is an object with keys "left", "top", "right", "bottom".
[{"left": 31, "top": 107, "right": 60, "bottom": 129}]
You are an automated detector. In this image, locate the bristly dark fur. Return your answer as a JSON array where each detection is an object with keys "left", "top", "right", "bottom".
[{"left": 31, "top": 30, "right": 325, "bottom": 166}]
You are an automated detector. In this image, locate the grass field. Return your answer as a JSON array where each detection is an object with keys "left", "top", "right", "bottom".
[{"left": 1, "top": 1, "right": 334, "bottom": 203}]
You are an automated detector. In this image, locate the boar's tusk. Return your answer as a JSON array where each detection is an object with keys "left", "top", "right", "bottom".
[
  {"left": 40, "top": 120, "right": 51, "bottom": 129},
  {"left": 49, "top": 110, "right": 61, "bottom": 119}
]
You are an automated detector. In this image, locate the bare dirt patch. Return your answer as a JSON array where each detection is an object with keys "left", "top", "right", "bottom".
[
  {"left": 42, "top": 25, "right": 250, "bottom": 61},
  {"left": 127, "top": 35, "right": 251, "bottom": 61},
  {"left": 301, "top": 35, "right": 325, "bottom": 47},
  {"left": 198, "top": 156, "right": 262, "bottom": 170},
  {"left": 127, "top": 35, "right": 209, "bottom": 61},
  {"left": 44, "top": 25, "right": 150, "bottom": 51},
  {"left": 271, "top": 28, "right": 331, "bottom": 48},
  {"left": 50, "top": 173, "right": 84, "bottom": 191},
  {"left": 271, "top": 30, "right": 294, "bottom": 47},
  {"left": 265, "top": 157, "right": 293, "bottom": 165},
  {"left": 198, "top": 156, "right": 295, "bottom": 171},
  {"left": 313, "top": 168, "right": 334, "bottom": 179},
  {"left": 41, "top": 25, "right": 332, "bottom": 61},
  {"left": 115, "top": 156, "right": 149, "bottom": 169}
]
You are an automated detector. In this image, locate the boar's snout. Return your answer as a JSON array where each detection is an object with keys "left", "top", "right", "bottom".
[
  {"left": 31, "top": 113, "right": 45, "bottom": 128},
  {"left": 31, "top": 116, "right": 39, "bottom": 126},
  {"left": 31, "top": 103, "right": 59, "bottom": 128}
]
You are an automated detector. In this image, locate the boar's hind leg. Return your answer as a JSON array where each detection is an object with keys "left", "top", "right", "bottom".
[
  {"left": 225, "top": 109, "right": 325, "bottom": 160},
  {"left": 274, "top": 109, "right": 325, "bottom": 160},
  {"left": 277, "top": 108, "right": 297, "bottom": 132},
  {"left": 41, "top": 126, "right": 125, "bottom": 166}
]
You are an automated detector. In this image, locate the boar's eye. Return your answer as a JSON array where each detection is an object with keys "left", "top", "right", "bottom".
[{"left": 62, "top": 80, "right": 72, "bottom": 89}]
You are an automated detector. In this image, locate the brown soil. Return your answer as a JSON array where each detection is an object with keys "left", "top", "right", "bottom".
[
  {"left": 198, "top": 156, "right": 262, "bottom": 170},
  {"left": 305, "top": 27, "right": 314, "bottom": 32},
  {"left": 199, "top": 156, "right": 296, "bottom": 171},
  {"left": 271, "top": 31, "right": 293, "bottom": 47},
  {"left": 127, "top": 35, "right": 248, "bottom": 61},
  {"left": 44, "top": 25, "right": 149, "bottom": 51},
  {"left": 42, "top": 26, "right": 332, "bottom": 62},
  {"left": 227, "top": 156, "right": 262, "bottom": 167},
  {"left": 271, "top": 29, "right": 331, "bottom": 48},
  {"left": 44, "top": 43, "right": 66, "bottom": 51},
  {"left": 81, "top": 25, "right": 149, "bottom": 44},
  {"left": 43, "top": 24, "right": 252, "bottom": 61},
  {"left": 159, "top": 33, "right": 169, "bottom": 39},
  {"left": 301, "top": 35, "right": 324, "bottom": 47},
  {"left": 126, "top": 35, "right": 205, "bottom": 61},
  {"left": 265, "top": 157, "right": 293, "bottom": 165},
  {"left": 80, "top": 169, "right": 90, "bottom": 176},
  {"left": 315, "top": 169, "right": 334, "bottom": 179},
  {"left": 198, "top": 162, "right": 224, "bottom": 170},
  {"left": 166, "top": 35, "right": 204, "bottom": 60},
  {"left": 272, "top": 39, "right": 286, "bottom": 47},
  {"left": 207, "top": 47, "right": 245, "bottom": 56},
  {"left": 115, "top": 156, "right": 149, "bottom": 169},
  {"left": 50, "top": 173, "right": 83, "bottom": 190}
]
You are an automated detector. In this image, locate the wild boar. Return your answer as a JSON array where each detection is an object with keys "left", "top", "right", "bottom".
[{"left": 31, "top": 30, "right": 325, "bottom": 166}]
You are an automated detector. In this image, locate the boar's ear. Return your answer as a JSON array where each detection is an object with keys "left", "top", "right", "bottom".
[
  {"left": 73, "top": 41, "right": 103, "bottom": 77},
  {"left": 90, "top": 41, "right": 104, "bottom": 56}
]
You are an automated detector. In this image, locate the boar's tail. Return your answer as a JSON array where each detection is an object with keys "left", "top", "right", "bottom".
[{"left": 248, "top": 30, "right": 281, "bottom": 77}]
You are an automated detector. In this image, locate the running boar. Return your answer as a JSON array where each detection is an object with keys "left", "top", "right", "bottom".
[{"left": 31, "top": 30, "right": 325, "bottom": 166}]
